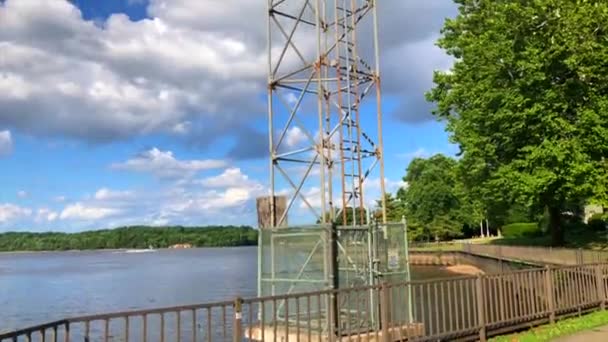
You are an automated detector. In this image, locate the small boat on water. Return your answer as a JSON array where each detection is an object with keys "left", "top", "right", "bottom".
[
  {"left": 123, "top": 245, "right": 156, "bottom": 253},
  {"left": 124, "top": 249, "right": 155, "bottom": 253}
]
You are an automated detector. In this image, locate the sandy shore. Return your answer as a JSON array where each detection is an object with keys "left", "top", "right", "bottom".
[{"left": 444, "top": 264, "right": 484, "bottom": 275}]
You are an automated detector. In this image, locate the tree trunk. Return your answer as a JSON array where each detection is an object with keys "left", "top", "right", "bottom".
[
  {"left": 486, "top": 219, "right": 490, "bottom": 237},
  {"left": 549, "top": 206, "right": 564, "bottom": 246},
  {"left": 480, "top": 220, "right": 484, "bottom": 238}
]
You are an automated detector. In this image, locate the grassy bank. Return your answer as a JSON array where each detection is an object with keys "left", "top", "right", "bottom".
[
  {"left": 0, "top": 226, "right": 258, "bottom": 252},
  {"left": 487, "top": 229, "right": 608, "bottom": 250},
  {"left": 409, "top": 241, "right": 465, "bottom": 251},
  {"left": 490, "top": 310, "right": 608, "bottom": 342}
]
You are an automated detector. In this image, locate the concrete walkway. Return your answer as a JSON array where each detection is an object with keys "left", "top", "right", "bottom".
[{"left": 554, "top": 325, "right": 608, "bottom": 342}]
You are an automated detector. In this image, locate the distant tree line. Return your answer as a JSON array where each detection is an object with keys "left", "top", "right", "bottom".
[
  {"left": 0, "top": 226, "right": 258, "bottom": 252},
  {"left": 382, "top": 154, "right": 545, "bottom": 242}
]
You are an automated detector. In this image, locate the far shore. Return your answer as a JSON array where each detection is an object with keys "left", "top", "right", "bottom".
[{"left": 0, "top": 245, "right": 257, "bottom": 255}]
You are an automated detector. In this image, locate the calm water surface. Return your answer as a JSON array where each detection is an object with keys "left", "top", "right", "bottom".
[{"left": 0, "top": 247, "right": 454, "bottom": 330}]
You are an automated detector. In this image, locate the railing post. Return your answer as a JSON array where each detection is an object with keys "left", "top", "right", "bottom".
[
  {"left": 64, "top": 322, "right": 69, "bottom": 342},
  {"left": 329, "top": 224, "right": 339, "bottom": 339},
  {"left": 545, "top": 266, "right": 555, "bottom": 324},
  {"left": 595, "top": 265, "right": 606, "bottom": 310},
  {"left": 497, "top": 245, "right": 504, "bottom": 271},
  {"left": 233, "top": 297, "right": 243, "bottom": 342},
  {"left": 380, "top": 282, "right": 391, "bottom": 342},
  {"left": 84, "top": 321, "right": 90, "bottom": 342},
  {"left": 475, "top": 274, "right": 486, "bottom": 342}
]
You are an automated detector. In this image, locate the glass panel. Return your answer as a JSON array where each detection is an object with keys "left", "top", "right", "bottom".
[{"left": 258, "top": 222, "right": 413, "bottom": 333}]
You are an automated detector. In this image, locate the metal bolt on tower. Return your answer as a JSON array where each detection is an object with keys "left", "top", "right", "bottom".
[{"left": 266, "top": 0, "right": 387, "bottom": 227}]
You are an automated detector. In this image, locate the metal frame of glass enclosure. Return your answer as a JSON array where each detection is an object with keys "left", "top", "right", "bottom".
[{"left": 258, "top": 220, "right": 412, "bottom": 335}]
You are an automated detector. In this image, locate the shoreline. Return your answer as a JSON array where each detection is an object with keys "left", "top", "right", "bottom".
[
  {"left": 0, "top": 245, "right": 257, "bottom": 255},
  {"left": 443, "top": 264, "right": 484, "bottom": 275}
]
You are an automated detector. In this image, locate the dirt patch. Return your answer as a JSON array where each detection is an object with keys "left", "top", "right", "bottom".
[{"left": 444, "top": 264, "right": 484, "bottom": 275}]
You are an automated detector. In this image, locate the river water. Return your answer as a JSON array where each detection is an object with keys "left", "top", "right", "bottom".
[{"left": 0, "top": 246, "right": 455, "bottom": 331}]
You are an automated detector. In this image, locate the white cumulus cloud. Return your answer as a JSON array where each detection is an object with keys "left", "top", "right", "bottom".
[
  {"left": 44, "top": 167, "right": 267, "bottom": 228},
  {"left": 36, "top": 208, "right": 58, "bottom": 223},
  {"left": 0, "top": 0, "right": 455, "bottom": 148},
  {"left": 94, "top": 188, "right": 134, "bottom": 201},
  {"left": 60, "top": 203, "right": 121, "bottom": 221},
  {"left": 198, "top": 168, "right": 256, "bottom": 188},
  {"left": 111, "top": 148, "right": 227, "bottom": 178},
  {"left": 0, "top": 203, "right": 32, "bottom": 223},
  {"left": 0, "top": 0, "right": 266, "bottom": 143},
  {"left": 166, "top": 187, "right": 258, "bottom": 214},
  {"left": 285, "top": 127, "right": 308, "bottom": 148},
  {"left": 153, "top": 168, "right": 266, "bottom": 222},
  {"left": 0, "top": 130, "right": 13, "bottom": 156}
]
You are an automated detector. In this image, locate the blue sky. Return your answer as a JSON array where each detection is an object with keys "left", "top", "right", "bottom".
[{"left": 0, "top": 0, "right": 457, "bottom": 231}]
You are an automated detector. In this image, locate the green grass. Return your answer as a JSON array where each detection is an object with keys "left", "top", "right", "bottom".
[
  {"left": 409, "top": 242, "right": 464, "bottom": 252},
  {"left": 502, "top": 223, "right": 542, "bottom": 239},
  {"left": 487, "top": 229, "right": 608, "bottom": 250},
  {"left": 490, "top": 310, "right": 608, "bottom": 342}
]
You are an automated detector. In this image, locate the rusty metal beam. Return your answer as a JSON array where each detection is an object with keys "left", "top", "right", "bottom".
[{"left": 267, "top": 0, "right": 387, "bottom": 227}]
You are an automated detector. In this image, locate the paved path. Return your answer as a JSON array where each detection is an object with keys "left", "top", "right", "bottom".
[{"left": 554, "top": 325, "right": 608, "bottom": 342}]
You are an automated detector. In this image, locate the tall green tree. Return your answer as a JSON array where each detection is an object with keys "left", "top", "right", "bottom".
[
  {"left": 377, "top": 193, "right": 406, "bottom": 223},
  {"left": 387, "top": 193, "right": 406, "bottom": 222},
  {"left": 402, "top": 154, "right": 465, "bottom": 240},
  {"left": 428, "top": 0, "right": 608, "bottom": 245}
]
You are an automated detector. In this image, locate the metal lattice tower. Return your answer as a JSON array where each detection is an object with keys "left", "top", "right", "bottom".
[{"left": 267, "top": 0, "right": 386, "bottom": 227}]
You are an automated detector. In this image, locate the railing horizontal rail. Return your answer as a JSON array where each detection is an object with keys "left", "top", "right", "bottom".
[
  {"left": 0, "top": 320, "right": 69, "bottom": 340},
  {"left": 411, "top": 242, "right": 608, "bottom": 267},
  {"left": 65, "top": 300, "right": 235, "bottom": 323}
]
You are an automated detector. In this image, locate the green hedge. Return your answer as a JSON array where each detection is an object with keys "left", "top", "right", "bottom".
[{"left": 502, "top": 222, "right": 542, "bottom": 239}]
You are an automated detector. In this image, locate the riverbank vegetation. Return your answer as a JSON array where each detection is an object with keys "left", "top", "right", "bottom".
[
  {"left": 490, "top": 310, "right": 608, "bottom": 342},
  {"left": 383, "top": 0, "right": 608, "bottom": 246},
  {"left": 0, "top": 226, "right": 258, "bottom": 252}
]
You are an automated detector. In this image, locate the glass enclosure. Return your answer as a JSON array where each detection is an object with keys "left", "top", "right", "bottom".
[{"left": 258, "top": 221, "right": 413, "bottom": 336}]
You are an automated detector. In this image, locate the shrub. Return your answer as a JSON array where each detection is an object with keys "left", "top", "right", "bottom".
[
  {"left": 564, "top": 214, "right": 587, "bottom": 231},
  {"left": 504, "top": 204, "right": 534, "bottom": 225},
  {"left": 588, "top": 213, "right": 607, "bottom": 231},
  {"left": 502, "top": 222, "right": 542, "bottom": 239}
]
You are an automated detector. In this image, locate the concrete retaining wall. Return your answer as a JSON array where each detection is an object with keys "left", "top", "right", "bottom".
[{"left": 410, "top": 251, "right": 537, "bottom": 274}]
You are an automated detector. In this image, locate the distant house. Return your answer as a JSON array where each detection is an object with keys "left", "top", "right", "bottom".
[{"left": 584, "top": 204, "right": 604, "bottom": 223}]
